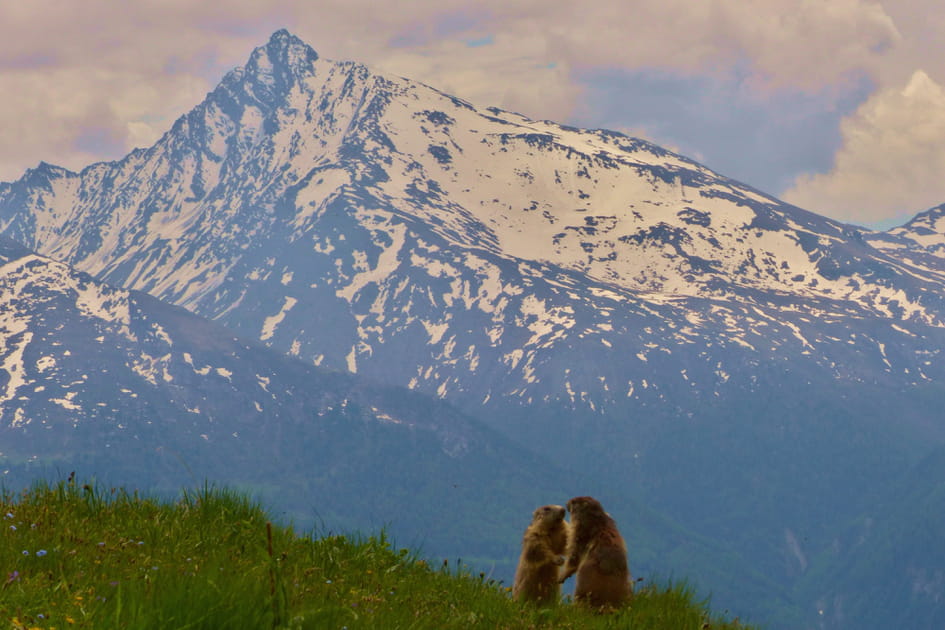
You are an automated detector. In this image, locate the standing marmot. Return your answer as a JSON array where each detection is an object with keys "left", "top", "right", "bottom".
[
  {"left": 512, "top": 504, "right": 569, "bottom": 604},
  {"left": 559, "top": 496, "right": 631, "bottom": 609}
]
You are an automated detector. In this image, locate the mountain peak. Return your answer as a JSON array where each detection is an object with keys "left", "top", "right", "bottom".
[
  {"left": 17, "top": 161, "right": 73, "bottom": 190},
  {"left": 267, "top": 28, "right": 300, "bottom": 46},
  {"left": 246, "top": 28, "right": 318, "bottom": 78},
  {"left": 894, "top": 202, "right": 945, "bottom": 236},
  {"left": 30, "top": 161, "right": 70, "bottom": 175},
  {"left": 217, "top": 29, "right": 319, "bottom": 109}
]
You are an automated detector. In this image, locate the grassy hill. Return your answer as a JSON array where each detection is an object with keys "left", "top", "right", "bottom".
[{"left": 1, "top": 480, "right": 755, "bottom": 629}]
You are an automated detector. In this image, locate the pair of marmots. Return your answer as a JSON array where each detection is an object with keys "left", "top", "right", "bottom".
[{"left": 511, "top": 496, "right": 631, "bottom": 609}]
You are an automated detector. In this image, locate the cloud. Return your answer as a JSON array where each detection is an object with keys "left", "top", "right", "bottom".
[
  {"left": 519, "top": 0, "right": 898, "bottom": 90},
  {"left": 0, "top": 0, "right": 923, "bottom": 192},
  {"left": 0, "top": 62, "right": 211, "bottom": 180},
  {"left": 0, "top": 0, "right": 293, "bottom": 180},
  {"left": 783, "top": 70, "right": 945, "bottom": 224},
  {"left": 338, "top": 0, "right": 900, "bottom": 117},
  {"left": 369, "top": 29, "right": 579, "bottom": 122}
]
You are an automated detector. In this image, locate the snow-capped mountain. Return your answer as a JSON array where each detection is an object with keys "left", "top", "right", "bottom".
[
  {"left": 2, "top": 30, "right": 944, "bottom": 422},
  {"left": 3, "top": 30, "right": 945, "bottom": 629},
  {"left": 0, "top": 233, "right": 478, "bottom": 458}
]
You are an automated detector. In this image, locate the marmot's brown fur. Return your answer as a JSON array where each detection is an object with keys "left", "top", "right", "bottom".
[
  {"left": 512, "top": 504, "right": 569, "bottom": 604},
  {"left": 559, "top": 496, "right": 631, "bottom": 609}
]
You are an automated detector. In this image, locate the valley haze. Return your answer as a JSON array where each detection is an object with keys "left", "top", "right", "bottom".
[{"left": 2, "top": 30, "right": 945, "bottom": 630}]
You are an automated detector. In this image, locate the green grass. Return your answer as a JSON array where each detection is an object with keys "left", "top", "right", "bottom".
[{"left": 0, "top": 480, "right": 756, "bottom": 629}]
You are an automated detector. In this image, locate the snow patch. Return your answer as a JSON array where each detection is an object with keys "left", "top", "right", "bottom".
[
  {"left": 51, "top": 391, "right": 81, "bottom": 411},
  {"left": 261, "top": 296, "right": 298, "bottom": 341}
]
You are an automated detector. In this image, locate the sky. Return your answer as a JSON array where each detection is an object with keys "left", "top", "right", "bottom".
[{"left": 2, "top": 1, "right": 945, "bottom": 229}]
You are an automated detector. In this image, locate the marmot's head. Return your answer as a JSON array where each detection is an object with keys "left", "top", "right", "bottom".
[
  {"left": 566, "top": 496, "right": 607, "bottom": 522},
  {"left": 532, "top": 504, "right": 565, "bottom": 527}
]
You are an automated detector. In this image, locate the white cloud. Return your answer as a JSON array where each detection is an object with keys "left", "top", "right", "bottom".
[{"left": 783, "top": 70, "right": 945, "bottom": 223}]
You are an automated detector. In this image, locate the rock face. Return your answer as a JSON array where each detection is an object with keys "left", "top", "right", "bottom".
[{"left": 3, "top": 29, "right": 945, "bottom": 630}]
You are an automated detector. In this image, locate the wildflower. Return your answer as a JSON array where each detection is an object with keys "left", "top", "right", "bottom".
[
  {"left": 9, "top": 524, "right": 16, "bottom": 531},
  {"left": 4, "top": 512, "right": 12, "bottom": 519},
  {"left": 326, "top": 579, "right": 333, "bottom": 584},
  {"left": 97, "top": 542, "right": 105, "bottom": 547},
  {"left": 22, "top": 550, "right": 29, "bottom": 556},
  {"left": 6, "top": 570, "right": 19, "bottom": 584},
  {"left": 36, "top": 549, "right": 47, "bottom": 557}
]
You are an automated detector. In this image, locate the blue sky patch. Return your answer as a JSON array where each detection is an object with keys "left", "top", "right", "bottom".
[{"left": 465, "top": 34, "right": 494, "bottom": 48}]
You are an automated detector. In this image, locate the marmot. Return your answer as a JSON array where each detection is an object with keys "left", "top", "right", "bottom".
[
  {"left": 560, "top": 496, "right": 631, "bottom": 609},
  {"left": 512, "top": 504, "right": 569, "bottom": 604}
]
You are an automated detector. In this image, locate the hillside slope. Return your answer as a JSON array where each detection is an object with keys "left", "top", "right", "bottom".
[{"left": 0, "top": 482, "right": 755, "bottom": 629}]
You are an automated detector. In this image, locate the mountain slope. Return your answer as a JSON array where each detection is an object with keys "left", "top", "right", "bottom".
[
  {"left": 0, "top": 235, "right": 577, "bottom": 568},
  {"left": 797, "top": 444, "right": 945, "bottom": 630},
  {"left": 1, "top": 236, "right": 787, "bottom": 614}
]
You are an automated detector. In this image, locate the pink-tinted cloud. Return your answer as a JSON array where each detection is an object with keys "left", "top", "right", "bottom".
[{"left": 0, "top": 0, "right": 942, "bottom": 223}]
